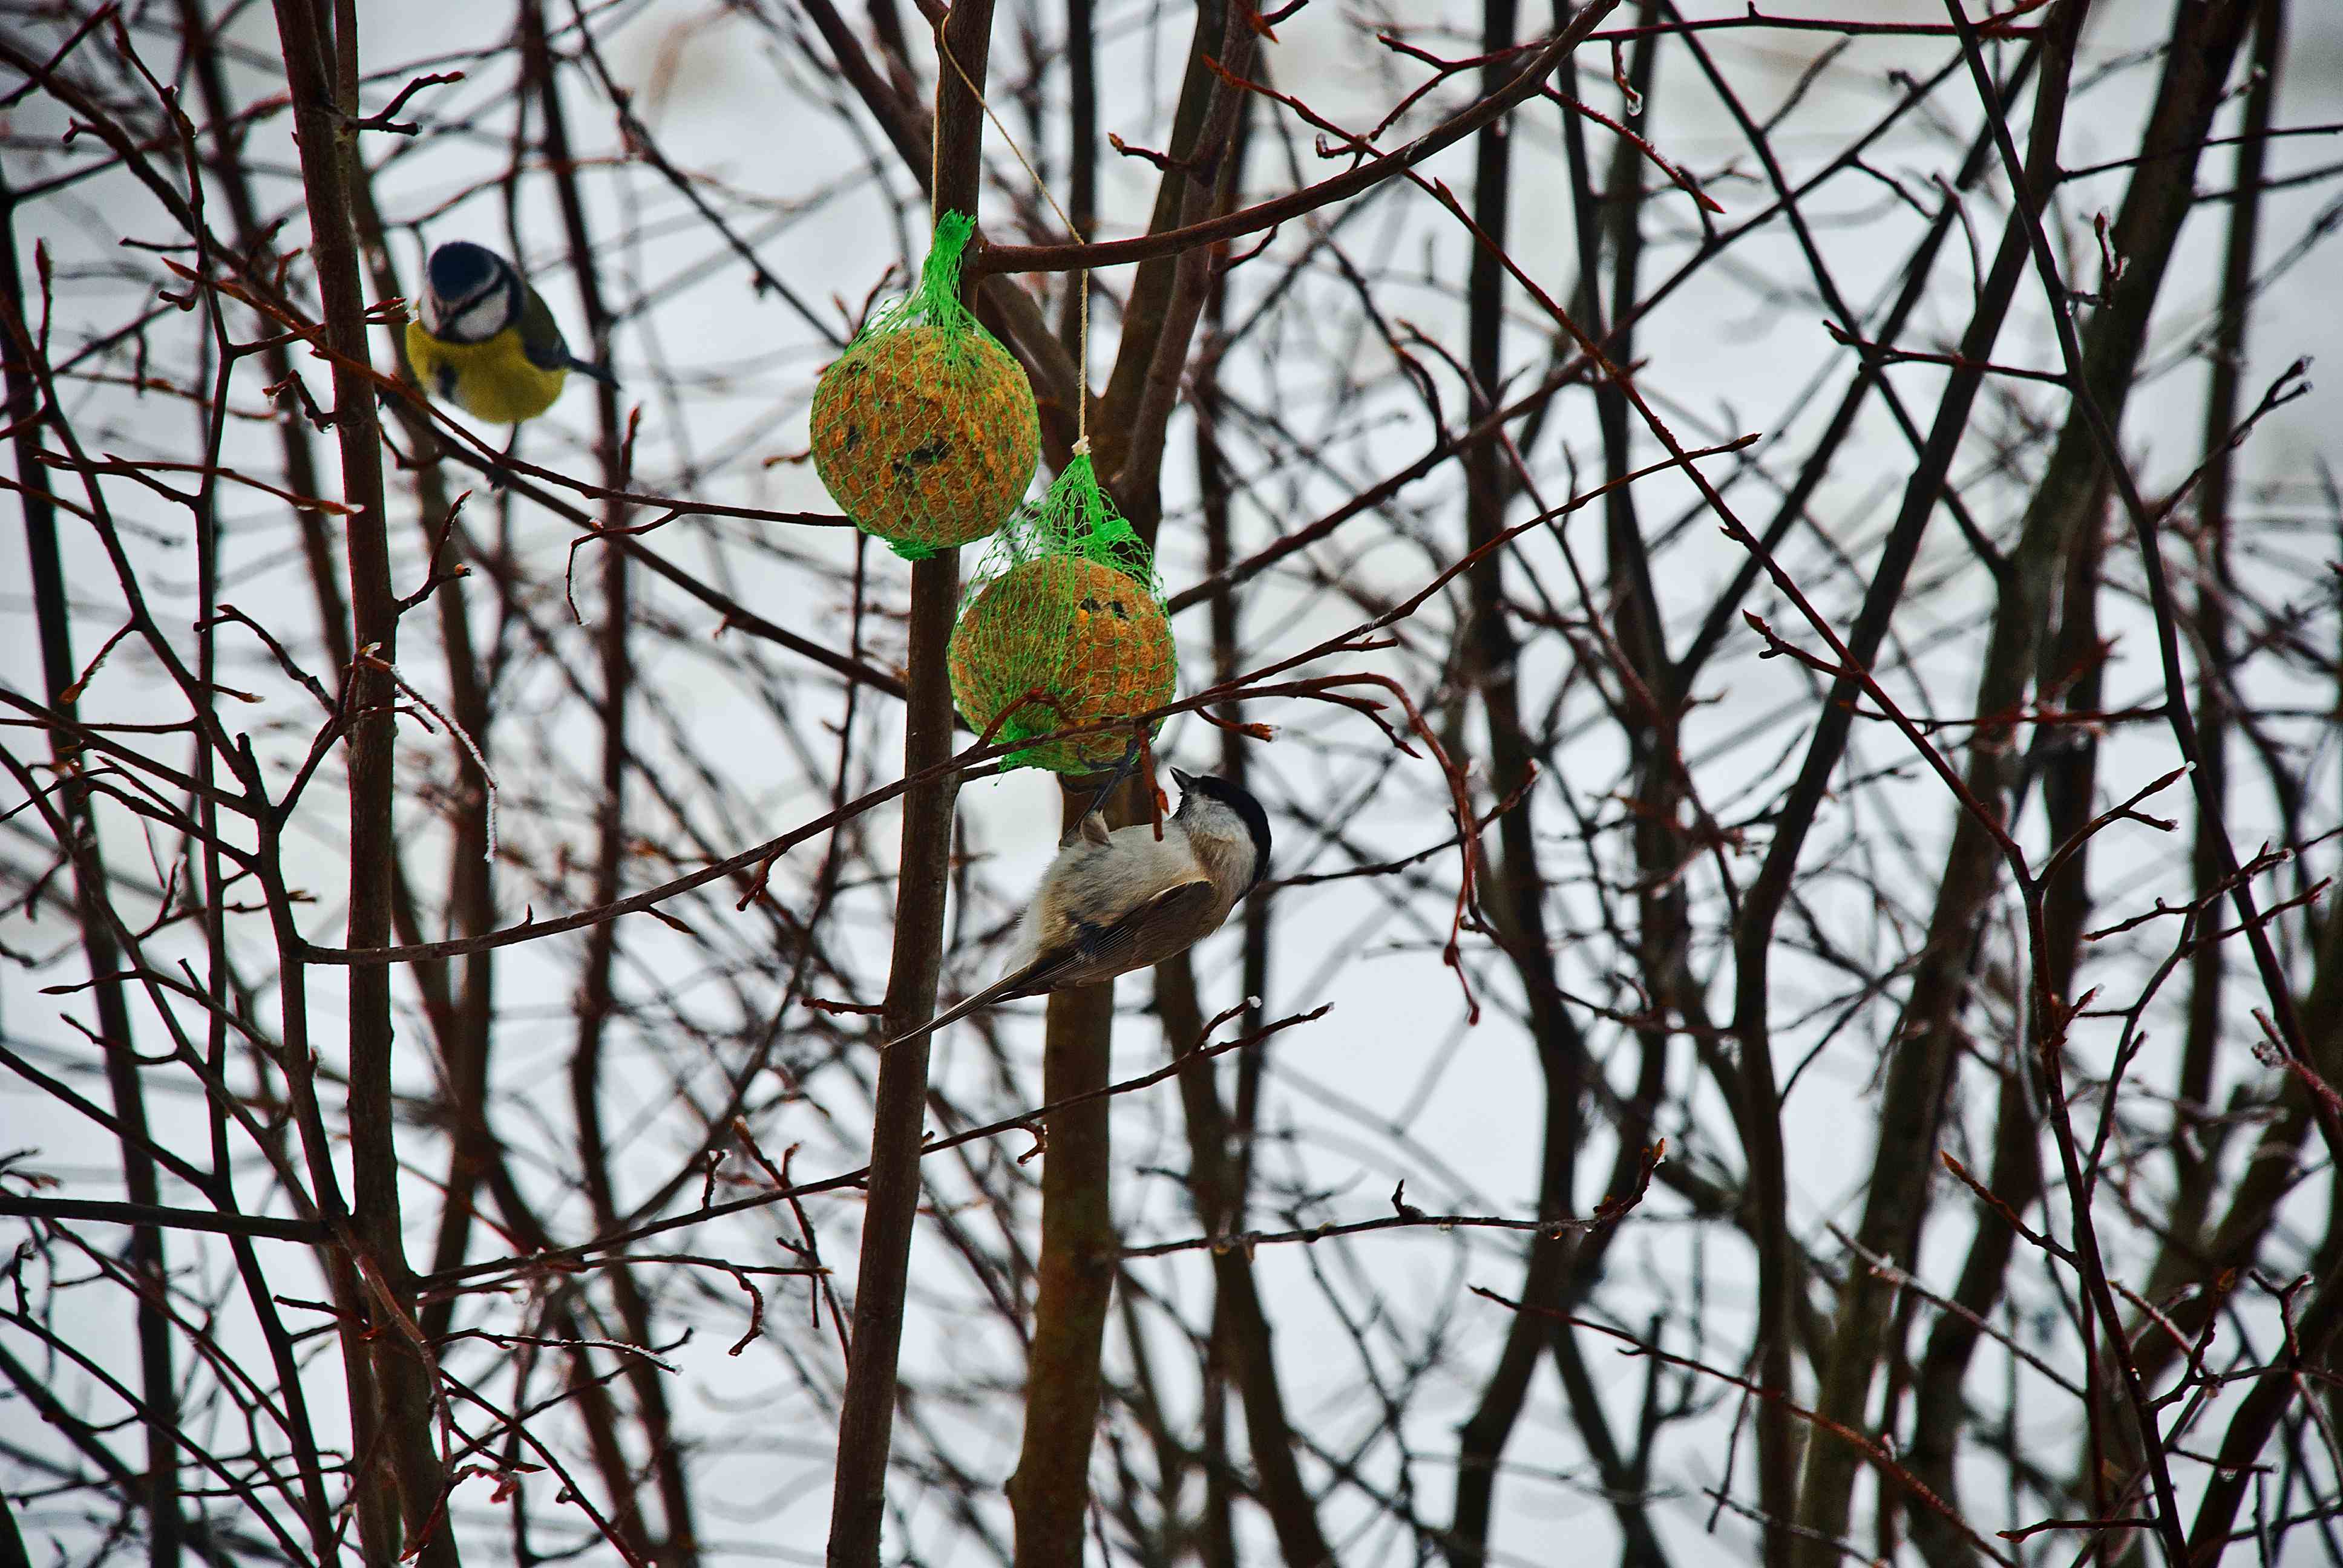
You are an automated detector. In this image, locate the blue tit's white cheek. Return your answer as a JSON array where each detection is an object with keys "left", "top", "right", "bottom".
[{"left": 450, "top": 293, "right": 507, "bottom": 342}]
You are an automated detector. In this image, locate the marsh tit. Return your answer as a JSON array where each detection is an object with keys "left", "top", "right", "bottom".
[
  {"left": 405, "top": 241, "right": 616, "bottom": 425},
  {"left": 879, "top": 761, "right": 1271, "bottom": 1051}
]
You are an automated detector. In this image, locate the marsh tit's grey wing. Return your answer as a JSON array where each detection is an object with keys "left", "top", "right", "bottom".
[
  {"left": 871, "top": 867, "right": 1218, "bottom": 1050},
  {"left": 874, "top": 881, "right": 1205, "bottom": 1053},
  {"left": 1008, "top": 878, "right": 1219, "bottom": 995},
  {"left": 873, "top": 882, "right": 1213, "bottom": 1054}
]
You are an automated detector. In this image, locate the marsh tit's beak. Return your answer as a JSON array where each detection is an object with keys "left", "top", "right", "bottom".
[{"left": 1171, "top": 767, "right": 1198, "bottom": 793}]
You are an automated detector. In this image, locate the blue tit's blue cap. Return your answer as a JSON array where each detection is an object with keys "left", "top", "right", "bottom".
[{"left": 426, "top": 241, "right": 502, "bottom": 305}]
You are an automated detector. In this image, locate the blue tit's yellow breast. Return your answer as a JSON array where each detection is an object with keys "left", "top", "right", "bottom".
[{"left": 405, "top": 321, "right": 568, "bottom": 424}]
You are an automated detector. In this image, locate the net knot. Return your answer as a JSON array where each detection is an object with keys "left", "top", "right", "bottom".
[{"left": 917, "top": 211, "right": 977, "bottom": 314}]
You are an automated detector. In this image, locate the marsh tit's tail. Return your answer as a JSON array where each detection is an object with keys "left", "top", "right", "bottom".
[{"left": 873, "top": 962, "right": 1049, "bottom": 1054}]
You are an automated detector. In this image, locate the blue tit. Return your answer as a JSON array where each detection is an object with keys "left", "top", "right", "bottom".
[{"left": 404, "top": 241, "right": 615, "bottom": 424}]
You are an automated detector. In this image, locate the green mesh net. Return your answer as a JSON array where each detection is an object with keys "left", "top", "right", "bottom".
[
  {"left": 810, "top": 211, "right": 1040, "bottom": 560},
  {"left": 949, "top": 452, "right": 1178, "bottom": 773}
]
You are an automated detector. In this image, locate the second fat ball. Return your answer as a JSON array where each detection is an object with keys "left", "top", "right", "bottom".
[{"left": 949, "top": 451, "right": 1177, "bottom": 773}]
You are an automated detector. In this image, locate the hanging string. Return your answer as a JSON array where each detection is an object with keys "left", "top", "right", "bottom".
[{"left": 934, "top": 33, "right": 1092, "bottom": 456}]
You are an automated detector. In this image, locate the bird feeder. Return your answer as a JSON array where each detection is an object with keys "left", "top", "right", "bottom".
[
  {"left": 948, "top": 452, "right": 1177, "bottom": 773},
  {"left": 810, "top": 211, "right": 1039, "bottom": 558}
]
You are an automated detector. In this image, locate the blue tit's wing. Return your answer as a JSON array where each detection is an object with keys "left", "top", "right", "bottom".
[
  {"left": 1003, "top": 878, "right": 1217, "bottom": 998},
  {"left": 513, "top": 285, "right": 573, "bottom": 370},
  {"left": 516, "top": 282, "right": 618, "bottom": 385}
]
